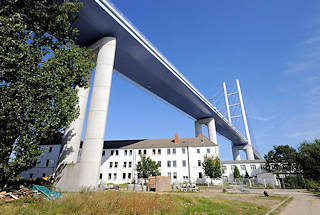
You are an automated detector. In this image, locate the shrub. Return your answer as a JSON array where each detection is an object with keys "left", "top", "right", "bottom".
[
  {"left": 266, "top": 184, "right": 274, "bottom": 189},
  {"left": 305, "top": 179, "right": 319, "bottom": 190}
]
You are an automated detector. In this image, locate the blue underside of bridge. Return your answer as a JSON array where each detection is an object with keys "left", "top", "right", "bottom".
[{"left": 74, "top": 0, "right": 248, "bottom": 146}]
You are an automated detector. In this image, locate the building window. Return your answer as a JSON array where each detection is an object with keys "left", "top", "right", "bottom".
[
  {"left": 124, "top": 162, "right": 127, "bottom": 168},
  {"left": 42, "top": 173, "right": 46, "bottom": 177},
  {"left": 128, "top": 173, "right": 131, "bottom": 179},
  {"left": 152, "top": 149, "right": 156, "bottom": 155},
  {"left": 108, "top": 173, "right": 112, "bottom": 180},
  {"left": 240, "top": 165, "right": 246, "bottom": 171},
  {"left": 167, "top": 149, "right": 171, "bottom": 155},
  {"left": 173, "top": 160, "right": 177, "bottom": 167},
  {"left": 99, "top": 173, "right": 103, "bottom": 179},
  {"left": 109, "top": 162, "right": 113, "bottom": 168},
  {"left": 182, "top": 160, "right": 186, "bottom": 167},
  {"left": 207, "top": 148, "right": 210, "bottom": 153},
  {"left": 158, "top": 149, "right": 161, "bottom": 155},
  {"left": 113, "top": 173, "right": 117, "bottom": 180},
  {"left": 250, "top": 165, "right": 256, "bottom": 170},
  {"left": 157, "top": 161, "right": 161, "bottom": 167},
  {"left": 129, "top": 162, "right": 132, "bottom": 168},
  {"left": 199, "top": 172, "right": 203, "bottom": 179},
  {"left": 123, "top": 173, "right": 126, "bottom": 179},
  {"left": 124, "top": 150, "right": 128, "bottom": 156},
  {"left": 182, "top": 148, "right": 186, "bottom": 154},
  {"left": 138, "top": 161, "right": 141, "bottom": 166},
  {"left": 138, "top": 150, "right": 142, "bottom": 155},
  {"left": 197, "top": 149, "right": 200, "bottom": 154},
  {"left": 197, "top": 160, "right": 201, "bottom": 167},
  {"left": 143, "top": 149, "right": 147, "bottom": 155},
  {"left": 115, "top": 150, "right": 119, "bottom": 156},
  {"left": 49, "top": 147, "right": 53, "bottom": 152},
  {"left": 29, "top": 173, "right": 33, "bottom": 178},
  {"left": 168, "top": 172, "right": 171, "bottom": 177},
  {"left": 173, "top": 148, "right": 176, "bottom": 154},
  {"left": 46, "top": 159, "right": 50, "bottom": 167},
  {"left": 183, "top": 176, "right": 188, "bottom": 181},
  {"left": 111, "top": 150, "right": 114, "bottom": 155},
  {"left": 261, "top": 164, "right": 265, "bottom": 169},
  {"left": 173, "top": 172, "right": 177, "bottom": 179},
  {"left": 167, "top": 161, "right": 171, "bottom": 167},
  {"left": 115, "top": 162, "right": 118, "bottom": 168},
  {"left": 129, "top": 150, "right": 133, "bottom": 156},
  {"left": 102, "top": 150, "right": 105, "bottom": 156}
]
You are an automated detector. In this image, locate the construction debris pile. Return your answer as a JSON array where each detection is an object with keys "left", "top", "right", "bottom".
[
  {"left": 0, "top": 185, "right": 40, "bottom": 202},
  {"left": 0, "top": 184, "right": 61, "bottom": 202}
]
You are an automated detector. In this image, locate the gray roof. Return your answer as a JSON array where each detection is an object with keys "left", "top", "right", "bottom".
[
  {"left": 221, "top": 160, "right": 266, "bottom": 164},
  {"left": 101, "top": 134, "right": 217, "bottom": 149}
]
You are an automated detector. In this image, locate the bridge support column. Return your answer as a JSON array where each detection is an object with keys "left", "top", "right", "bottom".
[
  {"left": 232, "top": 144, "right": 255, "bottom": 161},
  {"left": 245, "top": 145, "right": 254, "bottom": 160},
  {"left": 195, "top": 121, "right": 202, "bottom": 137},
  {"left": 55, "top": 86, "right": 90, "bottom": 191},
  {"left": 195, "top": 118, "right": 219, "bottom": 157},
  {"left": 207, "top": 118, "right": 217, "bottom": 145},
  {"left": 232, "top": 146, "right": 241, "bottom": 161},
  {"left": 77, "top": 37, "right": 116, "bottom": 190}
]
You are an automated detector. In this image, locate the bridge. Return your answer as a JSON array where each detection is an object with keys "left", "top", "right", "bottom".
[{"left": 56, "top": 0, "right": 261, "bottom": 191}]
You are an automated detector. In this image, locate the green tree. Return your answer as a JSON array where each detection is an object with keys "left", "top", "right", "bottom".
[
  {"left": 264, "top": 145, "right": 300, "bottom": 174},
  {"left": 136, "top": 155, "right": 160, "bottom": 183},
  {"left": 297, "top": 139, "right": 320, "bottom": 183},
  {"left": 202, "top": 156, "right": 221, "bottom": 185},
  {"left": 233, "top": 166, "right": 241, "bottom": 179},
  {"left": 0, "top": 0, "right": 94, "bottom": 186}
]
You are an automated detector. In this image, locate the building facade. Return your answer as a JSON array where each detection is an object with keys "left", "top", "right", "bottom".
[
  {"left": 21, "top": 135, "right": 220, "bottom": 185},
  {"left": 20, "top": 135, "right": 267, "bottom": 185},
  {"left": 221, "top": 160, "right": 267, "bottom": 183},
  {"left": 20, "top": 144, "right": 61, "bottom": 179}
]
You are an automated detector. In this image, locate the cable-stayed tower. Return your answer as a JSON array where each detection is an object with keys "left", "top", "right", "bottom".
[{"left": 223, "top": 79, "right": 254, "bottom": 160}]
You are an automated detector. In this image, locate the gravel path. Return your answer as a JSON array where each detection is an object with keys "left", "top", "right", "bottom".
[{"left": 279, "top": 192, "right": 320, "bottom": 215}]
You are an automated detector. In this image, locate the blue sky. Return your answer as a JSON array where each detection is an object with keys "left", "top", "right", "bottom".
[{"left": 87, "top": 0, "right": 320, "bottom": 160}]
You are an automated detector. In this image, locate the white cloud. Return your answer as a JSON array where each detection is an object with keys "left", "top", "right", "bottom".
[
  {"left": 248, "top": 114, "right": 277, "bottom": 121},
  {"left": 298, "top": 35, "right": 320, "bottom": 46}
]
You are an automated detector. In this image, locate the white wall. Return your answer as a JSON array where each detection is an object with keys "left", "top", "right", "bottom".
[
  {"left": 222, "top": 161, "right": 267, "bottom": 183},
  {"left": 98, "top": 145, "right": 218, "bottom": 185},
  {"left": 20, "top": 144, "right": 61, "bottom": 179},
  {"left": 21, "top": 144, "right": 221, "bottom": 185}
]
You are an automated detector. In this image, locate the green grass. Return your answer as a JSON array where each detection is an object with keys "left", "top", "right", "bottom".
[
  {"left": 254, "top": 195, "right": 288, "bottom": 201},
  {"left": 269, "top": 196, "right": 293, "bottom": 215},
  {"left": 1, "top": 191, "right": 269, "bottom": 215}
]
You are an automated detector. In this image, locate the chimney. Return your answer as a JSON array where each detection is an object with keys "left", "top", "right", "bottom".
[{"left": 174, "top": 133, "right": 179, "bottom": 143}]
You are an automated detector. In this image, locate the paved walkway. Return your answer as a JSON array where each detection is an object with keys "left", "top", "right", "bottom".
[{"left": 279, "top": 192, "right": 320, "bottom": 215}]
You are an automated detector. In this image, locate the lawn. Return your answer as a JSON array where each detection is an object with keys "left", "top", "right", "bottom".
[{"left": 1, "top": 190, "right": 273, "bottom": 215}]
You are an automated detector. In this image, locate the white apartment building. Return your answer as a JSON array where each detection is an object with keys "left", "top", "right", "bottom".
[
  {"left": 20, "top": 144, "right": 61, "bottom": 179},
  {"left": 20, "top": 135, "right": 267, "bottom": 185},
  {"left": 221, "top": 160, "right": 267, "bottom": 183},
  {"left": 20, "top": 135, "right": 219, "bottom": 184}
]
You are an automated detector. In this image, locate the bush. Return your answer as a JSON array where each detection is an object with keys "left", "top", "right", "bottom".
[
  {"left": 266, "top": 184, "right": 274, "bottom": 189},
  {"left": 305, "top": 179, "right": 319, "bottom": 190},
  {"left": 283, "top": 175, "right": 305, "bottom": 189}
]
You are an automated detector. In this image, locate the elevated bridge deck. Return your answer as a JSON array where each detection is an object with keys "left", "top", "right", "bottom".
[{"left": 75, "top": 0, "right": 250, "bottom": 146}]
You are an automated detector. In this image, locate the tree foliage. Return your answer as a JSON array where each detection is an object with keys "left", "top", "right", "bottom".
[
  {"left": 0, "top": 0, "right": 94, "bottom": 185},
  {"left": 264, "top": 145, "right": 300, "bottom": 174},
  {"left": 233, "top": 166, "right": 241, "bottom": 179},
  {"left": 202, "top": 156, "right": 221, "bottom": 180},
  {"left": 297, "top": 139, "right": 320, "bottom": 183},
  {"left": 136, "top": 155, "right": 160, "bottom": 180}
]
